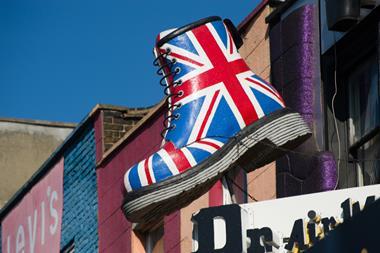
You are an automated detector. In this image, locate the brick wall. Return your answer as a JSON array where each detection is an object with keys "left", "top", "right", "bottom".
[
  {"left": 239, "top": 5, "right": 277, "bottom": 201},
  {"left": 102, "top": 108, "right": 149, "bottom": 152},
  {"left": 240, "top": 6, "right": 271, "bottom": 80},
  {"left": 61, "top": 125, "right": 98, "bottom": 252}
]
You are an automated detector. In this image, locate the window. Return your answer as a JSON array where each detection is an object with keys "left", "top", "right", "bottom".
[
  {"left": 145, "top": 225, "right": 164, "bottom": 253},
  {"left": 132, "top": 220, "right": 164, "bottom": 253},
  {"left": 348, "top": 53, "right": 380, "bottom": 186},
  {"left": 321, "top": 9, "right": 380, "bottom": 189}
]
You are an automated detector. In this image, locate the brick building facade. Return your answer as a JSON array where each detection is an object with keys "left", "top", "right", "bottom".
[
  {"left": 0, "top": 4, "right": 279, "bottom": 252},
  {"left": 0, "top": 3, "right": 279, "bottom": 250},
  {"left": 0, "top": 118, "right": 75, "bottom": 209},
  {"left": 239, "top": 2, "right": 277, "bottom": 202},
  {"left": 0, "top": 105, "right": 148, "bottom": 253},
  {"left": 60, "top": 125, "right": 97, "bottom": 252},
  {"left": 2, "top": 0, "right": 378, "bottom": 252}
]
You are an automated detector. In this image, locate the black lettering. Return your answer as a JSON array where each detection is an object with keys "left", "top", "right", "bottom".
[
  {"left": 329, "top": 216, "right": 337, "bottom": 228},
  {"left": 307, "top": 210, "right": 317, "bottom": 244},
  {"left": 321, "top": 218, "right": 330, "bottom": 234},
  {"left": 285, "top": 219, "right": 307, "bottom": 251},
  {"left": 352, "top": 196, "right": 375, "bottom": 216},
  {"left": 307, "top": 222, "right": 317, "bottom": 244},
  {"left": 321, "top": 217, "right": 337, "bottom": 235},
  {"left": 341, "top": 198, "right": 352, "bottom": 221},
  {"left": 192, "top": 204, "right": 242, "bottom": 253},
  {"left": 247, "top": 227, "right": 273, "bottom": 253}
]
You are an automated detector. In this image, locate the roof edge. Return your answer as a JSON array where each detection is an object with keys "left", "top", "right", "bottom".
[
  {"left": 0, "top": 118, "right": 76, "bottom": 128},
  {"left": 96, "top": 99, "right": 166, "bottom": 167},
  {"left": 95, "top": 103, "right": 153, "bottom": 112},
  {"left": 0, "top": 103, "right": 149, "bottom": 220},
  {"left": 238, "top": 0, "right": 269, "bottom": 32},
  {"left": 0, "top": 105, "right": 101, "bottom": 220},
  {"left": 265, "top": 0, "right": 298, "bottom": 24}
]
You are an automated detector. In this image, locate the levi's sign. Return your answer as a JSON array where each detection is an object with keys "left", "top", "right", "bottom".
[
  {"left": 191, "top": 185, "right": 380, "bottom": 253},
  {"left": 1, "top": 158, "right": 64, "bottom": 253}
]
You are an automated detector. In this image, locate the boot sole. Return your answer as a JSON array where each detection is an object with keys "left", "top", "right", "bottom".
[{"left": 122, "top": 108, "right": 311, "bottom": 224}]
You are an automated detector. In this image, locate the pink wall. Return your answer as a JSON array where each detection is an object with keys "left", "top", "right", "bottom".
[
  {"left": 2, "top": 158, "right": 64, "bottom": 253},
  {"left": 96, "top": 108, "right": 165, "bottom": 253},
  {"left": 93, "top": 6, "right": 279, "bottom": 251},
  {"left": 164, "top": 211, "right": 180, "bottom": 253},
  {"left": 95, "top": 103, "right": 231, "bottom": 253}
]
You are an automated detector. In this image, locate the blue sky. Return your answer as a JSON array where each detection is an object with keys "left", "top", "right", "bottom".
[{"left": 0, "top": 0, "right": 260, "bottom": 123}]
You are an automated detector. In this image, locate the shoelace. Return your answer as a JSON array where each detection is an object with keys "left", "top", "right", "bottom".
[{"left": 153, "top": 47, "right": 184, "bottom": 140}]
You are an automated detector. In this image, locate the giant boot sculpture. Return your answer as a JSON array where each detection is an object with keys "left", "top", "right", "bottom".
[{"left": 123, "top": 16, "right": 311, "bottom": 223}]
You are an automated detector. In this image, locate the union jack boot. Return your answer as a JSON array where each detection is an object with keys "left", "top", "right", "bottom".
[{"left": 123, "top": 16, "right": 311, "bottom": 223}]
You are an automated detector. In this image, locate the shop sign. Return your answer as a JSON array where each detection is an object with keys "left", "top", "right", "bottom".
[
  {"left": 1, "top": 158, "right": 64, "bottom": 253},
  {"left": 191, "top": 185, "right": 380, "bottom": 253}
]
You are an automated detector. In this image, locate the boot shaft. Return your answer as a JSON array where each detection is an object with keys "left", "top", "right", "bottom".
[
  {"left": 122, "top": 17, "right": 311, "bottom": 223},
  {"left": 154, "top": 17, "right": 285, "bottom": 148},
  {"left": 155, "top": 17, "right": 245, "bottom": 105}
]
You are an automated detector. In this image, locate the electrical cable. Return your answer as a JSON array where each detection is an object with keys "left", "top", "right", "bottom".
[
  {"left": 223, "top": 131, "right": 380, "bottom": 203},
  {"left": 218, "top": 134, "right": 380, "bottom": 162},
  {"left": 225, "top": 174, "right": 259, "bottom": 202},
  {"left": 332, "top": 32, "right": 341, "bottom": 190}
]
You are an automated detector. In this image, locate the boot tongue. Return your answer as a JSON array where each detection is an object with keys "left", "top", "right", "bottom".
[{"left": 156, "top": 28, "right": 177, "bottom": 45}]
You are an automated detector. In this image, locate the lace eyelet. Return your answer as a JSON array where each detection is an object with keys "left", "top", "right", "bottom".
[
  {"left": 170, "top": 124, "right": 176, "bottom": 130},
  {"left": 174, "top": 113, "right": 180, "bottom": 120},
  {"left": 175, "top": 67, "right": 181, "bottom": 74},
  {"left": 176, "top": 103, "right": 182, "bottom": 109},
  {"left": 177, "top": 90, "right": 184, "bottom": 97},
  {"left": 174, "top": 79, "right": 182, "bottom": 87},
  {"left": 166, "top": 47, "right": 171, "bottom": 53},
  {"left": 172, "top": 58, "right": 177, "bottom": 64}
]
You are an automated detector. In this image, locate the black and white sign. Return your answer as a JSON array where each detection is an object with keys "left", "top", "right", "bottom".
[{"left": 191, "top": 185, "right": 380, "bottom": 253}]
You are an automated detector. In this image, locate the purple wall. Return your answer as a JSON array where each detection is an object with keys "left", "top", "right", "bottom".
[{"left": 269, "top": 4, "right": 337, "bottom": 197}]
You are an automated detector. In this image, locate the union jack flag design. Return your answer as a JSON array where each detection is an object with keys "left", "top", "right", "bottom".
[{"left": 124, "top": 20, "right": 285, "bottom": 192}]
